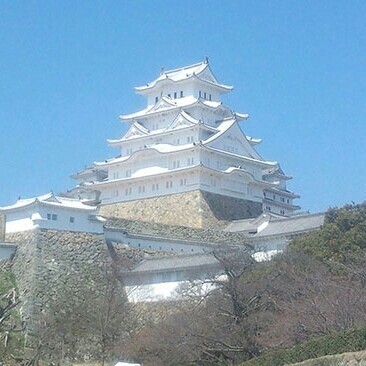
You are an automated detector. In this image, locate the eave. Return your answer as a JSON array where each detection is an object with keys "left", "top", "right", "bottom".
[
  {"left": 135, "top": 61, "right": 233, "bottom": 95},
  {"left": 264, "top": 186, "right": 300, "bottom": 199},
  {"left": 203, "top": 144, "right": 277, "bottom": 168},
  {"left": 119, "top": 97, "right": 233, "bottom": 122},
  {"left": 108, "top": 114, "right": 219, "bottom": 147},
  {"left": 263, "top": 198, "right": 301, "bottom": 211},
  {"left": 95, "top": 144, "right": 198, "bottom": 167},
  {"left": 92, "top": 164, "right": 202, "bottom": 188}
]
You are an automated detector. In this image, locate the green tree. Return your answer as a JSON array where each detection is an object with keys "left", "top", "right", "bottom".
[{"left": 290, "top": 202, "right": 366, "bottom": 262}]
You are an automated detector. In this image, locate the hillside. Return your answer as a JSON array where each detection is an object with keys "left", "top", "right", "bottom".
[
  {"left": 122, "top": 202, "right": 366, "bottom": 365},
  {"left": 1, "top": 202, "right": 366, "bottom": 365}
]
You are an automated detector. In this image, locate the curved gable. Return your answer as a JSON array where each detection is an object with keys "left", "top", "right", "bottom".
[
  {"left": 150, "top": 96, "right": 176, "bottom": 112},
  {"left": 204, "top": 120, "right": 262, "bottom": 160},
  {"left": 167, "top": 111, "right": 199, "bottom": 130},
  {"left": 123, "top": 122, "right": 149, "bottom": 140}
]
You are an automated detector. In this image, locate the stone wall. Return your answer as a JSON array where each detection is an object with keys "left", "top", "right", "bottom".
[
  {"left": 7, "top": 229, "right": 125, "bottom": 360},
  {"left": 100, "top": 190, "right": 262, "bottom": 229},
  {"left": 106, "top": 217, "right": 251, "bottom": 247},
  {"left": 0, "top": 213, "right": 5, "bottom": 241}
]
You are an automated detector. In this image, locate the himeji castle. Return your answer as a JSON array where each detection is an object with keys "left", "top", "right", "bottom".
[{"left": 70, "top": 59, "right": 300, "bottom": 228}]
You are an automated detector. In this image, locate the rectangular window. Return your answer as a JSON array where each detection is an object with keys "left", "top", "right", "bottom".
[
  {"left": 187, "top": 157, "right": 194, "bottom": 165},
  {"left": 187, "top": 136, "right": 193, "bottom": 143},
  {"left": 126, "top": 169, "right": 131, "bottom": 177},
  {"left": 152, "top": 183, "right": 159, "bottom": 191},
  {"left": 180, "top": 90, "right": 183, "bottom": 97},
  {"left": 52, "top": 214, "right": 57, "bottom": 221},
  {"left": 70, "top": 216, "right": 75, "bottom": 223},
  {"left": 138, "top": 186, "right": 145, "bottom": 193},
  {"left": 180, "top": 178, "right": 187, "bottom": 186},
  {"left": 174, "top": 92, "right": 177, "bottom": 99},
  {"left": 199, "top": 90, "right": 202, "bottom": 98},
  {"left": 166, "top": 181, "right": 173, "bottom": 188},
  {"left": 155, "top": 96, "right": 158, "bottom": 103},
  {"left": 47, "top": 213, "right": 51, "bottom": 220},
  {"left": 173, "top": 160, "right": 180, "bottom": 169},
  {"left": 209, "top": 94, "right": 212, "bottom": 101},
  {"left": 204, "top": 92, "right": 207, "bottom": 99}
]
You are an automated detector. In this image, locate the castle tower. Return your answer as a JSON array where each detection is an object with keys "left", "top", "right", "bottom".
[{"left": 75, "top": 60, "right": 299, "bottom": 228}]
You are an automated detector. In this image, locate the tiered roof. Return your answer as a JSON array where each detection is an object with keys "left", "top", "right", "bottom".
[{"left": 134, "top": 59, "right": 233, "bottom": 94}]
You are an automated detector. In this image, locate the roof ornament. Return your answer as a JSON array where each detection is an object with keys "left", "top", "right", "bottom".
[
  {"left": 204, "top": 56, "right": 209, "bottom": 64},
  {"left": 160, "top": 66, "right": 164, "bottom": 75}
]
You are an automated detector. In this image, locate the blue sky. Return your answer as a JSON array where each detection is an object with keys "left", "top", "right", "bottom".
[{"left": 0, "top": 0, "right": 365, "bottom": 213}]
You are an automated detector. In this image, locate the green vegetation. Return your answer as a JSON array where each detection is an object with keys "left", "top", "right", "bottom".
[
  {"left": 290, "top": 202, "right": 366, "bottom": 263},
  {"left": 240, "top": 327, "right": 366, "bottom": 366},
  {"left": 239, "top": 202, "right": 366, "bottom": 366},
  {"left": 126, "top": 202, "right": 366, "bottom": 365}
]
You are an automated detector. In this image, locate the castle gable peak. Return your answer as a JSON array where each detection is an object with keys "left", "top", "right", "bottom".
[
  {"left": 167, "top": 111, "right": 198, "bottom": 130},
  {"left": 123, "top": 122, "right": 149, "bottom": 140}
]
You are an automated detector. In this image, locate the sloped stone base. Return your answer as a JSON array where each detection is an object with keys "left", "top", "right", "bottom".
[{"left": 99, "top": 190, "right": 263, "bottom": 229}]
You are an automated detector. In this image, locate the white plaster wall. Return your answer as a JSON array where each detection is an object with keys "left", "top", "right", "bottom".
[
  {"left": 4, "top": 204, "right": 104, "bottom": 234},
  {"left": 99, "top": 164, "right": 266, "bottom": 205},
  {"left": 105, "top": 229, "right": 205, "bottom": 254},
  {"left": 5, "top": 207, "right": 38, "bottom": 233}
]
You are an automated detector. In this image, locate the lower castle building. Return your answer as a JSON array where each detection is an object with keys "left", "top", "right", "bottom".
[
  {"left": 68, "top": 60, "right": 300, "bottom": 228},
  {"left": 0, "top": 193, "right": 106, "bottom": 234}
]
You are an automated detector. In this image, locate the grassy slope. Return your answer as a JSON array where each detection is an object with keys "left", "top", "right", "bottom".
[{"left": 240, "top": 327, "right": 366, "bottom": 365}]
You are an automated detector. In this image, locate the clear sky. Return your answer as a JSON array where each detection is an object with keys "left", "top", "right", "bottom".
[{"left": 1, "top": 0, "right": 365, "bottom": 212}]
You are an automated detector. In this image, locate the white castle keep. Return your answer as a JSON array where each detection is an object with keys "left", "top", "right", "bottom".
[{"left": 71, "top": 59, "right": 300, "bottom": 220}]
